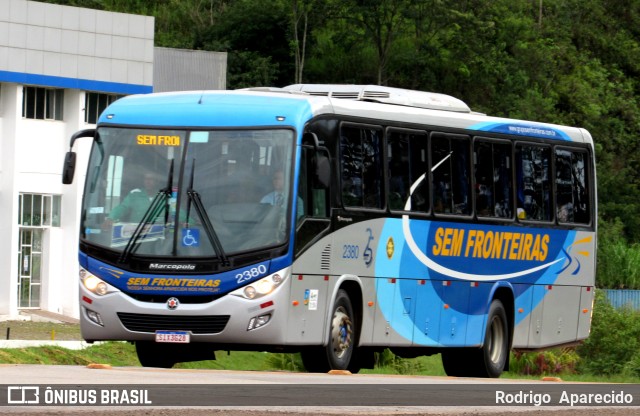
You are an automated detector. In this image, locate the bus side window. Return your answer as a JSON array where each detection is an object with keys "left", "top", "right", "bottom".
[
  {"left": 474, "top": 140, "right": 513, "bottom": 219},
  {"left": 555, "top": 148, "right": 590, "bottom": 224},
  {"left": 295, "top": 146, "right": 331, "bottom": 255},
  {"left": 340, "top": 124, "right": 383, "bottom": 209},
  {"left": 516, "top": 144, "right": 552, "bottom": 221},
  {"left": 388, "top": 129, "right": 429, "bottom": 212},
  {"left": 430, "top": 133, "right": 471, "bottom": 215}
]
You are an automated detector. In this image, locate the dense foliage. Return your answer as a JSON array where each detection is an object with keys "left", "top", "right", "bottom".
[
  {"left": 45, "top": 0, "right": 640, "bottom": 287},
  {"left": 510, "top": 291, "right": 640, "bottom": 378}
]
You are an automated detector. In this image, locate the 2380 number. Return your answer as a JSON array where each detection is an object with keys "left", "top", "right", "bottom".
[
  {"left": 342, "top": 244, "right": 360, "bottom": 259},
  {"left": 236, "top": 264, "right": 268, "bottom": 284}
]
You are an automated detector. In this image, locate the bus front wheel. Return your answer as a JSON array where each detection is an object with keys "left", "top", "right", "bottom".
[
  {"left": 301, "top": 289, "right": 355, "bottom": 372},
  {"left": 135, "top": 341, "right": 177, "bottom": 368}
]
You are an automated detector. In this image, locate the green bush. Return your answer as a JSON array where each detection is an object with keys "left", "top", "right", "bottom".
[
  {"left": 374, "top": 349, "right": 425, "bottom": 375},
  {"left": 597, "top": 218, "right": 640, "bottom": 289},
  {"left": 576, "top": 290, "right": 640, "bottom": 375},
  {"left": 265, "top": 353, "right": 304, "bottom": 372},
  {"left": 510, "top": 348, "right": 580, "bottom": 376}
]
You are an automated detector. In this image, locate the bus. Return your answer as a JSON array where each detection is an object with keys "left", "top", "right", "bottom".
[{"left": 62, "top": 84, "right": 596, "bottom": 377}]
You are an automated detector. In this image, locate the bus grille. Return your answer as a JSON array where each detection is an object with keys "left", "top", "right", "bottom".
[{"left": 117, "top": 313, "right": 230, "bottom": 334}]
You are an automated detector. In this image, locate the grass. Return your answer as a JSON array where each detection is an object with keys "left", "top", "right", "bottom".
[
  {"left": 0, "top": 321, "right": 81, "bottom": 341},
  {"left": 2, "top": 320, "right": 640, "bottom": 383}
]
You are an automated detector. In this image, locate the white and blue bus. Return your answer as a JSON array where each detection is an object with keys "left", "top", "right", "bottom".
[{"left": 63, "top": 84, "right": 596, "bottom": 377}]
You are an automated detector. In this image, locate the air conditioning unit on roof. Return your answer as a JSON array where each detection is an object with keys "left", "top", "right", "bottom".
[{"left": 284, "top": 84, "right": 471, "bottom": 113}]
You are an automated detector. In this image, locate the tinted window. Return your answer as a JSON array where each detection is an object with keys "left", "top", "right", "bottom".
[
  {"left": 388, "top": 130, "right": 429, "bottom": 212},
  {"left": 431, "top": 133, "right": 471, "bottom": 215},
  {"left": 555, "top": 148, "right": 591, "bottom": 224},
  {"left": 474, "top": 140, "right": 513, "bottom": 218},
  {"left": 516, "top": 144, "right": 552, "bottom": 221},
  {"left": 340, "top": 125, "right": 383, "bottom": 209}
]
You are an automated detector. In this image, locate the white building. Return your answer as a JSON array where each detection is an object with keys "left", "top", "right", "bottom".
[{"left": 0, "top": 0, "right": 226, "bottom": 319}]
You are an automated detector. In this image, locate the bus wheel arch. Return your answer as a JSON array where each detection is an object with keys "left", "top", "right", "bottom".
[{"left": 300, "top": 279, "right": 364, "bottom": 373}]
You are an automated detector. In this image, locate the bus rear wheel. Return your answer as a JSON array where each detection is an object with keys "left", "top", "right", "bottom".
[
  {"left": 301, "top": 289, "right": 355, "bottom": 372},
  {"left": 441, "top": 299, "right": 509, "bottom": 378}
]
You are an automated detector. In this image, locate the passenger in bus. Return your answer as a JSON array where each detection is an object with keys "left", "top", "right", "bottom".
[
  {"left": 103, "top": 171, "right": 161, "bottom": 227},
  {"left": 261, "top": 170, "right": 304, "bottom": 219},
  {"left": 475, "top": 177, "right": 492, "bottom": 216},
  {"left": 388, "top": 161, "right": 407, "bottom": 209}
]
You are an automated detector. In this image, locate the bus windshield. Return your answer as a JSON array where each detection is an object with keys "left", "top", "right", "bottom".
[{"left": 80, "top": 127, "right": 294, "bottom": 259}]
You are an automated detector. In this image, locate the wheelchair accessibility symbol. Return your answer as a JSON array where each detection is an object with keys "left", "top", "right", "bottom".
[{"left": 182, "top": 228, "right": 200, "bottom": 247}]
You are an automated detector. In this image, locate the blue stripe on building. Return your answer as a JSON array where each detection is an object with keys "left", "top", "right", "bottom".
[{"left": 0, "top": 70, "right": 152, "bottom": 95}]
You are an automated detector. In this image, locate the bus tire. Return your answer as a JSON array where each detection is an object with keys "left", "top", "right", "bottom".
[
  {"left": 441, "top": 299, "right": 509, "bottom": 378},
  {"left": 301, "top": 289, "right": 355, "bottom": 372},
  {"left": 479, "top": 299, "right": 509, "bottom": 378},
  {"left": 135, "top": 341, "right": 176, "bottom": 368},
  {"left": 441, "top": 348, "right": 467, "bottom": 377}
]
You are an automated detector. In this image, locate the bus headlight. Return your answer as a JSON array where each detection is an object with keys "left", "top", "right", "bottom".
[
  {"left": 80, "top": 268, "right": 117, "bottom": 296},
  {"left": 232, "top": 271, "right": 287, "bottom": 300}
]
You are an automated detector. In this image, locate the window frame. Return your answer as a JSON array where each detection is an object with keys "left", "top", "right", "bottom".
[
  {"left": 85, "top": 92, "right": 123, "bottom": 124},
  {"left": 386, "top": 127, "right": 431, "bottom": 216},
  {"left": 472, "top": 136, "right": 515, "bottom": 223},
  {"left": 22, "top": 86, "right": 64, "bottom": 121},
  {"left": 428, "top": 131, "right": 473, "bottom": 219},
  {"left": 514, "top": 141, "right": 554, "bottom": 224},
  {"left": 554, "top": 145, "right": 593, "bottom": 227},
  {"left": 338, "top": 122, "right": 386, "bottom": 213}
]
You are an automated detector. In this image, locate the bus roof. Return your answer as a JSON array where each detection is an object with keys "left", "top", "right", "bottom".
[{"left": 98, "top": 86, "right": 591, "bottom": 144}]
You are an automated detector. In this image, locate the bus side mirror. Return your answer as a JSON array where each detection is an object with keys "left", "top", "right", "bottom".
[
  {"left": 62, "top": 151, "right": 77, "bottom": 184},
  {"left": 61, "top": 128, "right": 96, "bottom": 185},
  {"left": 313, "top": 153, "right": 330, "bottom": 189}
]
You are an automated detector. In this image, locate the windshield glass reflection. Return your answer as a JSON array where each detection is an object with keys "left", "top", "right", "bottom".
[{"left": 81, "top": 127, "right": 294, "bottom": 259}]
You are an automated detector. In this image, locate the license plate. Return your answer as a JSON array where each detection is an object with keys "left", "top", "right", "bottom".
[{"left": 155, "top": 331, "right": 190, "bottom": 343}]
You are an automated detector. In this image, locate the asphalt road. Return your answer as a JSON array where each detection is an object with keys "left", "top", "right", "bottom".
[{"left": 0, "top": 365, "right": 638, "bottom": 415}]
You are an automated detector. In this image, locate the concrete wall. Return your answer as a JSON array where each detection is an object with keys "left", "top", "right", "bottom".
[{"left": 0, "top": 0, "right": 154, "bottom": 94}]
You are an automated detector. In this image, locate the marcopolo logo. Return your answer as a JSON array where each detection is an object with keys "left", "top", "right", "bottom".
[{"left": 148, "top": 263, "right": 196, "bottom": 271}]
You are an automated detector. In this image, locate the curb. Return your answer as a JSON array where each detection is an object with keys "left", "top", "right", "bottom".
[{"left": 0, "top": 340, "right": 97, "bottom": 350}]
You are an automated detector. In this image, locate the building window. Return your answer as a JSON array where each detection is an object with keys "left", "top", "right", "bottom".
[
  {"left": 85, "top": 92, "right": 122, "bottom": 124},
  {"left": 18, "top": 194, "right": 61, "bottom": 227},
  {"left": 18, "top": 228, "right": 42, "bottom": 308},
  {"left": 22, "top": 86, "right": 64, "bottom": 120}
]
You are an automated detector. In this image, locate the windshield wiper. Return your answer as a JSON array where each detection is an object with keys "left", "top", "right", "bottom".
[
  {"left": 118, "top": 160, "right": 174, "bottom": 264},
  {"left": 186, "top": 159, "right": 229, "bottom": 266}
]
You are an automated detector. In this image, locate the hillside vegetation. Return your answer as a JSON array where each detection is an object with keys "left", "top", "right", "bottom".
[{"left": 45, "top": 1, "right": 640, "bottom": 284}]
